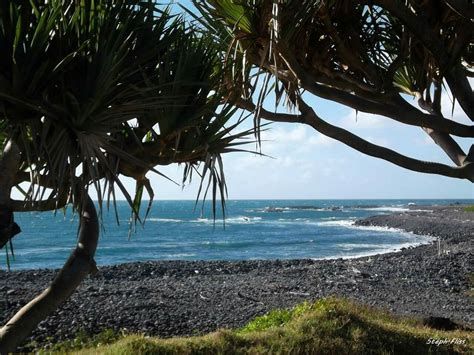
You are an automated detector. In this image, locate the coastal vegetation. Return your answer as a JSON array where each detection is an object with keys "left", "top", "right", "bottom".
[
  {"left": 0, "top": 1, "right": 252, "bottom": 350},
  {"left": 1, "top": 0, "right": 473, "bottom": 352},
  {"left": 192, "top": 0, "right": 474, "bottom": 181},
  {"left": 43, "top": 298, "right": 472, "bottom": 354}
]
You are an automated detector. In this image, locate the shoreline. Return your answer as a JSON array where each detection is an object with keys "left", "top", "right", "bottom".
[
  {"left": 1, "top": 204, "right": 472, "bottom": 350},
  {"left": 7, "top": 206, "right": 440, "bottom": 272}
]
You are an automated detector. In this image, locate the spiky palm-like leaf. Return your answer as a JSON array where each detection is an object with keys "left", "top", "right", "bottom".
[
  {"left": 0, "top": 0, "right": 254, "bottom": 224},
  {"left": 191, "top": 0, "right": 474, "bottom": 183}
]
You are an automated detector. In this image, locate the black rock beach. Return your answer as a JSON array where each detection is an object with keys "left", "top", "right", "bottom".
[{"left": 0, "top": 204, "right": 472, "bottom": 350}]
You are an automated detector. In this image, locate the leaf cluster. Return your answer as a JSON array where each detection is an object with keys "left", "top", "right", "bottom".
[
  {"left": 0, "top": 0, "right": 254, "bottom": 220},
  {"left": 190, "top": 0, "right": 474, "bottom": 183},
  {"left": 194, "top": 0, "right": 473, "bottom": 103}
]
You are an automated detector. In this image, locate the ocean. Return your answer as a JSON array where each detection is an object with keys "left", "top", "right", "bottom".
[{"left": 3, "top": 199, "right": 471, "bottom": 270}]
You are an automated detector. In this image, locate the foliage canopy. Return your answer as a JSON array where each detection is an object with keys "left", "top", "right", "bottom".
[
  {"left": 192, "top": 0, "right": 474, "bottom": 182},
  {"left": 0, "top": 0, "right": 253, "bottom": 221}
]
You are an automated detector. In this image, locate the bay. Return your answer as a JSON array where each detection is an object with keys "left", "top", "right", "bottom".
[{"left": 3, "top": 199, "right": 471, "bottom": 270}]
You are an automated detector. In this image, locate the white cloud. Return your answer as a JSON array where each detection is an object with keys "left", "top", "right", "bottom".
[
  {"left": 258, "top": 124, "right": 337, "bottom": 156},
  {"left": 307, "top": 134, "right": 336, "bottom": 147},
  {"left": 339, "top": 110, "right": 388, "bottom": 130},
  {"left": 261, "top": 125, "right": 306, "bottom": 143}
]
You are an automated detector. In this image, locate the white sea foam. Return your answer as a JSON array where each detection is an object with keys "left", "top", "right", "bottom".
[
  {"left": 193, "top": 216, "right": 262, "bottom": 224},
  {"left": 277, "top": 218, "right": 308, "bottom": 222},
  {"left": 164, "top": 253, "right": 196, "bottom": 258},
  {"left": 16, "top": 247, "right": 71, "bottom": 256},
  {"left": 336, "top": 243, "right": 390, "bottom": 249},
  {"left": 315, "top": 219, "right": 435, "bottom": 240},
  {"left": 354, "top": 224, "right": 407, "bottom": 233},
  {"left": 362, "top": 206, "right": 410, "bottom": 212},
  {"left": 352, "top": 206, "right": 431, "bottom": 213},
  {"left": 147, "top": 218, "right": 182, "bottom": 223},
  {"left": 309, "top": 218, "right": 435, "bottom": 259},
  {"left": 313, "top": 239, "right": 433, "bottom": 260},
  {"left": 262, "top": 206, "right": 326, "bottom": 212},
  {"left": 227, "top": 216, "right": 262, "bottom": 223},
  {"left": 315, "top": 220, "right": 355, "bottom": 227},
  {"left": 202, "top": 240, "right": 231, "bottom": 245},
  {"left": 195, "top": 218, "right": 211, "bottom": 223}
]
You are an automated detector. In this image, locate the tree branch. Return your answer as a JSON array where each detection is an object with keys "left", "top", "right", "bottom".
[
  {"left": 298, "top": 102, "right": 474, "bottom": 182},
  {"left": 445, "top": 65, "right": 474, "bottom": 121},
  {"left": 422, "top": 128, "right": 467, "bottom": 166},
  {"left": 414, "top": 90, "right": 469, "bottom": 168},
  {"left": 0, "top": 195, "right": 99, "bottom": 352},
  {"left": 14, "top": 171, "right": 57, "bottom": 189},
  {"left": 271, "top": 44, "right": 474, "bottom": 137},
  {"left": 291, "top": 63, "right": 474, "bottom": 137},
  {"left": 11, "top": 171, "right": 70, "bottom": 212},
  {"left": 238, "top": 97, "right": 474, "bottom": 182},
  {"left": 235, "top": 99, "right": 302, "bottom": 123},
  {"left": 374, "top": 0, "right": 474, "bottom": 121},
  {"left": 9, "top": 194, "right": 69, "bottom": 212}
]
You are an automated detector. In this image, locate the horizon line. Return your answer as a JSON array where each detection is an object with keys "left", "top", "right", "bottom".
[{"left": 99, "top": 198, "right": 474, "bottom": 201}]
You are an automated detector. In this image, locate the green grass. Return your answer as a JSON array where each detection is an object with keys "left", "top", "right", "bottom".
[
  {"left": 238, "top": 301, "right": 313, "bottom": 333},
  {"left": 463, "top": 205, "right": 474, "bottom": 212},
  {"left": 38, "top": 329, "right": 123, "bottom": 353},
  {"left": 44, "top": 298, "right": 473, "bottom": 354}
]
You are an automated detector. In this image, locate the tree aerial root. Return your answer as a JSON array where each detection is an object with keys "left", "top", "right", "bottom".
[{"left": 0, "top": 196, "right": 99, "bottom": 353}]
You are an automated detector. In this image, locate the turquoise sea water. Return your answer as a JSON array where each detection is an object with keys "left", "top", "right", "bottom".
[{"left": 3, "top": 199, "right": 472, "bottom": 270}]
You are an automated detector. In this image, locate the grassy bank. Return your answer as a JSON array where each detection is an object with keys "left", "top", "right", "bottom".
[{"left": 42, "top": 298, "right": 472, "bottom": 354}]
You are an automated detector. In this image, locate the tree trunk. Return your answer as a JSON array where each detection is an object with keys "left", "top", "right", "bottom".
[
  {"left": 0, "top": 196, "right": 99, "bottom": 353},
  {"left": 0, "top": 141, "right": 20, "bottom": 203},
  {"left": 0, "top": 141, "right": 22, "bottom": 249}
]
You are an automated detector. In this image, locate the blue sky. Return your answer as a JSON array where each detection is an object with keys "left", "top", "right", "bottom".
[
  {"left": 129, "top": 1, "right": 471, "bottom": 200},
  {"left": 143, "top": 94, "right": 473, "bottom": 199},
  {"left": 13, "top": 1, "right": 471, "bottom": 202}
]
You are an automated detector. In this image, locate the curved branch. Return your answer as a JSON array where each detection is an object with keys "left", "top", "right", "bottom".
[
  {"left": 0, "top": 196, "right": 99, "bottom": 353},
  {"left": 235, "top": 99, "right": 302, "bottom": 123},
  {"left": 273, "top": 46, "right": 474, "bottom": 137},
  {"left": 374, "top": 0, "right": 474, "bottom": 121},
  {"left": 422, "top": 128, "right": 467, "bottom": 167},
  {"left": 446, "top": 66, "right": 474, "bottom": 121},
  {"left": 298, "top": 103, "right": 474, "bottom": 182},
  {"left": 296, "top": 69, "right": 474, "bottom": 138},
  {"left": 238, "top": 98, "right": 474, "bottom": 182},
  {"left": 11, "top": 171, "right": 70, "bottom": 211},
  {"left": 9, "top": 194, "right": 69, "bottom": 212}
]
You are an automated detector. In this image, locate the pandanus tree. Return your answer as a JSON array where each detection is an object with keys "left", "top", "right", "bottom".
[
  {"left": 192, "top": 0, "right": 474, "bottom": 182},
  {"left": 0, "top": 0, "right": 253, "bottom": 351}
]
